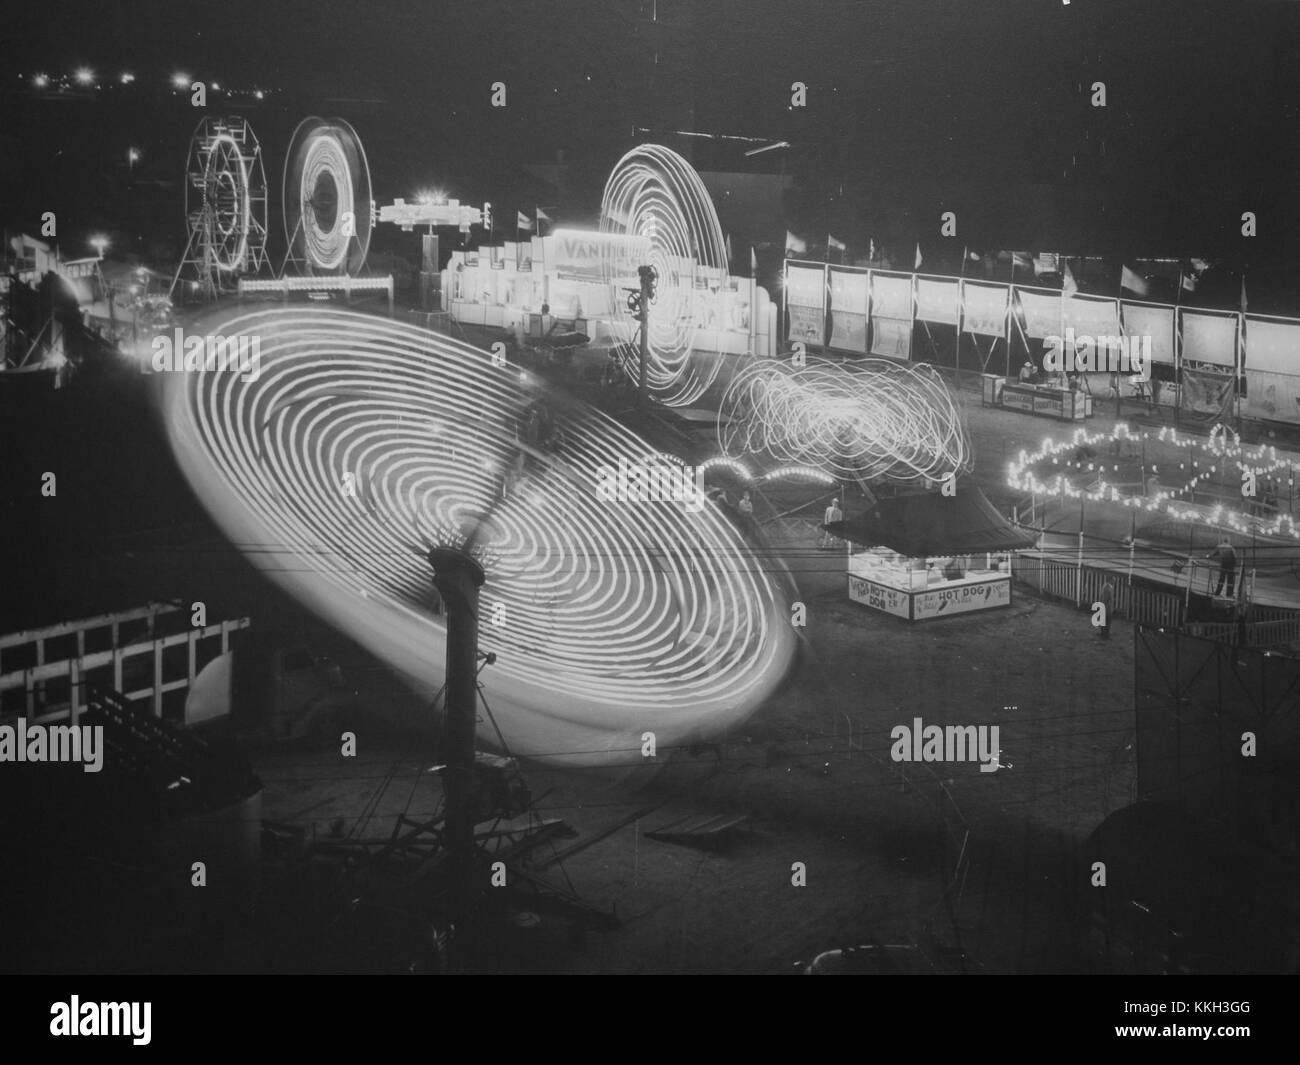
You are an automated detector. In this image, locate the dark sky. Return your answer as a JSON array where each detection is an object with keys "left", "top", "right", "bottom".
[{"left": 4, "top": 0, "right": 1299, "bottom": 294}]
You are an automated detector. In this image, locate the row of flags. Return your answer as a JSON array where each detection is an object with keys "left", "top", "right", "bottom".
[
  {"left": 513, "top": 207, "right": 553, "bottom": 232},
  {"left": 780, "top": 234, "right": 1240, "bottom": 305}
]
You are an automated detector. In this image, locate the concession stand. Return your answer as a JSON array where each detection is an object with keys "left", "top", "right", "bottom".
[{"left": 824, "top": 487, "right": 1035, "bottom": 621}]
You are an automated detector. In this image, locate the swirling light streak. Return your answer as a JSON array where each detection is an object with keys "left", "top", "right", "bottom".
[
  {"left": 1007, "top": 421, "right": 1300, "bottom": 538},
  {"left": 163, "top": 308, "right": 796, "bottom": 766},
  {"left": 600, "top": 144, "right": 729, "bottom": 407},
  {"left": 718, "top": 357, "right": 972, "bottom": 484},
  {"left": 299, "top": 132, "right": 354, "bottom": 271}
]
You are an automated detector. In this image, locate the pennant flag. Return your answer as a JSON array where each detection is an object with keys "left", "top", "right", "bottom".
[
  {"left": 1180, "top": 268, "right": 1198, "bottom": 293},
  {"left": 1189, "top": 257, "right": 1210, "bottom": 274},
  {"left": 914, "top": 242, "right": 923, "bottom": 270},
  {"left": 1012, "top": 251, "right": 1033, "bottom": 273},
  {"left": 516, "top": 211, "right": 531, "bottom": 230},
  {"left": 1033, "top": 252, "right": 1059, "bottom": 277},
  {"left": 1062, "top": 260, "right": 1078, "bottom": 297},
  {"left": 725, "top": 232, "right": 734, "bottom": 264},
  {"left": 536, "top": 207, "right": 552, "bottom": 223},
  {"left": 750, "top": 246, "right": 757, "bottom": 276},
  {"left": 828, "top": 234, "right": 846, "bottom": 252},
  {"left": 868, "top": 237, "right": 876, "bottom": 262},
  {"left": 785, "top": 230, "right": 807, "bottom": 256},
  {"left": 1240, "top": 276, "right": 1248, "bottom": 316},
  {"left": 1121, "top": 264, "right": 1150, "bottom": 297}
]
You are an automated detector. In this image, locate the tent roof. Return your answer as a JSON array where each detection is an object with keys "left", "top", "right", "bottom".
[{"left": 824, "top": 486, "right": 1035, "bottom": 556}]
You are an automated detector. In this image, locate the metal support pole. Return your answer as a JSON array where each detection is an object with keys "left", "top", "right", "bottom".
[{"left": 428, "top": 546, "right": 487, "bottom": 972}]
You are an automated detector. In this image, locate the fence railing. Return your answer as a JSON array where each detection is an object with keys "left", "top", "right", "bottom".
[{"left": 1013, "top": 552, "right": 1184, "bottom": 627}]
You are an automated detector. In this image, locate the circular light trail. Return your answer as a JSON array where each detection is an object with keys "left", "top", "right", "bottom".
[
  {"left": 282, "top": 117, "right": 373, "bottom": 276},
  {"left": 163, "top": 308, "right": 796, "bottom": 766},
  {"left": 718, "top": 356, "right": 972, "bottom": 484},
  {"left": 600, "top": 144, "right": 730, "bottom": 407}
]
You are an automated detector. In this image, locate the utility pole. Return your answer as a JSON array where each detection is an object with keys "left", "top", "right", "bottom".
[
  {"left": 636, "top": 264, "right": 656, "bottom": 410},
  {"left": 428, "top": 545, "right": 487, "bottom": 972}
]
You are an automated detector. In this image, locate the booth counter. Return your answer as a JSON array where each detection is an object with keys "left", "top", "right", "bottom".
[
  {"left": 846, "top": 546, "right": 1013, "bottom": 620},
  {"left": 824, "top": 486, "right": 1036, "bottom": 623}
]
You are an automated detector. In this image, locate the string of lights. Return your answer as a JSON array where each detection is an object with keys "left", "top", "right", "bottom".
[{"left": 163, "top": 307, "right": 797, "bottom": 768}]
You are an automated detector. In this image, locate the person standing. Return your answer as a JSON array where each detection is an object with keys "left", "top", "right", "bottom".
[
  {"left": 738, "top": 490, "right": 756, "bottom": 537},
  {"left": 1098, "top": 578, "right": 1115, "bottom": 639},
  {"left": 1208, "top": 537, "right": 1238, "bottom": 599},
  {"left": 820, "top": 497, "right": 843, "bottom": 549}
]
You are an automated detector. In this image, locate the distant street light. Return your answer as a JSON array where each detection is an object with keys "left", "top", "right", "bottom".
[
  {"left": 128, "top": 147, "right": 141, "bottom": 174},
  {"left": 33, "top": 73, "right": 49, "bottom": 89},
  {"left": 120, "top": 72, "right": 135, "bottom": 84},
  {"left": 171, "top": 72, "right": 190, "bottom": 90},
  {"left": 90, "top": 235, "right": 109, "bottom": 259},
  {"left": 74, "top": 68, "right": 95, "bottom": 86}
]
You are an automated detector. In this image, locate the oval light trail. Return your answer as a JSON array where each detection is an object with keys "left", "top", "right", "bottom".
[
  {"left": 163, "top": 308, "right": 797, "bottom": 766},
  {"left": 718, "top": 356, "right": 972, "bottom": 484},
  {"left": 600, "top": 144, "right": 730, "bottom": 407}
]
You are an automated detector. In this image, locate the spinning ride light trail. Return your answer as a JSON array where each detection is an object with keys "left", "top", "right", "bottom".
[
  {"left": 281, "top": 117, "right": 374, "bottom": 275},
  {"left": 162, "top": 308, "right": 796, "bottom": 766},
  {"left": 718, "top": 357, "right": 972, "bottom": 485},
  {"left": 600, "top": 144, "right": 730, "bottom": 407}
]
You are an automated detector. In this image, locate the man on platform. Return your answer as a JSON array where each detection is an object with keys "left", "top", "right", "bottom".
[{"left": 1208, "top": 537, "right": 1238, "bottom": 599}]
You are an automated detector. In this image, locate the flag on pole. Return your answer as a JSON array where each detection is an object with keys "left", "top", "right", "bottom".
[
  {"left": 785, "top": 230, "right": 807, "bottom": 256},
  {"left": 536, "top": 207, "right": 551, "bottom": 223},
  {"left": 750, "top": 246, "right": 757, "bottom": 276},
  {"left": 1012, "top": 251, "right": 1033, "bottom": 274},
  {"left": 828, "top": 234, "right": 846, "bottom": 253},
  {"left": 725, "top": 232, "right": 734, "bottom": 265},
  {"left": 1062, "top": 260, "right": 1078, "bottom": 297},
  {"left": 1240, "top": 275, "right": 1248, "bottom": 316},
  {"left": 516, "top": 211, "right": 531, "bottom": 231},
  {"left": 868, "top": 237, "right": 876, "bottom": 262},
  {"left": 914, "top": 242, "right": 923, "bottom": 270},
  {"left": 1180, "top": 268, "right": 1197, "bottom": 294},
  {"left": 1033, "top": 252, "right": 1059, "bottom": 277},
  {"left": 1121, "top": 264, "right": 1150, "bottom": 297}
]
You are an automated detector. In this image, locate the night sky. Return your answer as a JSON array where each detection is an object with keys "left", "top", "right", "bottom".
[{"left": 4, "top": 0, "right": 1299, "bottom": 302}]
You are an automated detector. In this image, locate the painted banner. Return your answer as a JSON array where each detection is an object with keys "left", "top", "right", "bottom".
[
  {"left": 848, "top": 575, "right": 911, "bottom": 619},
  {"left": 828, "top": 268, "right": 870, "bottom": 353},
  {"left": 1181, "top": 310, "right": 1238, "bottom": 369},
  {"left": 916, "top": 278, "right": 960, "bottom": 325},
  {"left": 1180, "top": 365, "right": 1234, "bottom": 416},
  {"left": 1245, "top": 370, "right": 1300, "bottom": 425},
  {"left": 1121, "top": 303, "right": 1176, "bottom": 365},
  {"left": 786, "top": 263, "right": 826, "bottom": 345},
  {"left": 1016, "top": 288, "right": 1060, "bottom": 339},
  {"left": 912, "top": 578, "right": 1010, "bottom": 620},
  {"left": 870, "top": 316, "right": 912, "bottom": 359},
  {"left": 1063, "top": 294, "right": 1120, "bottom": 338},
  {"left": 962, "top": 282, "right": 1008, "bottom": 337},
  {"left": 1243, "top": 317, "right": 1300, "bottom": 375},
  {"left": 871, "top": 273, "right": 912, "bottom": 320}
]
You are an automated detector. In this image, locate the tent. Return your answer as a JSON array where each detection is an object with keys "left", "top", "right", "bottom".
[{"left": 824, "top": 486, "right": 1035, "bottom": 556}]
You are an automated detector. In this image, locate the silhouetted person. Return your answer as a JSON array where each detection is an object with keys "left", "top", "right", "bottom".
[{"left": 1208, "top": 537, "right": 1237, "bottom": 598}]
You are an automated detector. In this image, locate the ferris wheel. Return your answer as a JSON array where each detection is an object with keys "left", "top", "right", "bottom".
[
  {"left": 281, "top": 117, "right": 374, "bottom": 276},
  {"left": 171, "top": 116, "right": 269, "bottom": 299}
]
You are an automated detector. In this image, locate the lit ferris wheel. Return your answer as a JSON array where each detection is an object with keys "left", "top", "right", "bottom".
[
  {"left": 600, "top": 144, "right": 730, "bottom": 407},
  {"left": 281, "top": 116, "right": 374, "bottom": 276},
  {"left": 171, "top": 116, "right": 269, "bottom": 299}
]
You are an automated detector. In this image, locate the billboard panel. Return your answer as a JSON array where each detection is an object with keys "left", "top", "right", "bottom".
[
  {"left": 1064, "top": 294, "right": 1120, "bottom": 338},
  {"left": 871, "top": 273, "right": 912, "bottom": 320},
  {"left": 870, "top": 317, "right": 912, "bottom": 359},
  {"left": 1016, "top": 288, "right": 1060, "bottom": 339},
  {"left": 962, "top": 282, "right": 1008, "bottom": 337},
  {"left": 1121, "top": 303, "right": 1176, "bottom": 365},
  {"left": 786, "top": 263, "right": 826, "bottom": 345},
  {"left": 1181, "top": 310, "right": 1238, "bottom": 368},
  {"left": 1244, "top": 318, "right": 1300, "bottom": 375},
  {"left": 829, "top": 268, "right": 870, "bottom": 353},
  {"left": 916, "top": 278, "right": 960, "bottom": 325}
]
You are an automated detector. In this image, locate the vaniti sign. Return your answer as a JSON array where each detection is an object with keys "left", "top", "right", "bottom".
[{"left": 546, "top": 229, "right": 651, "bottom": 281}]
